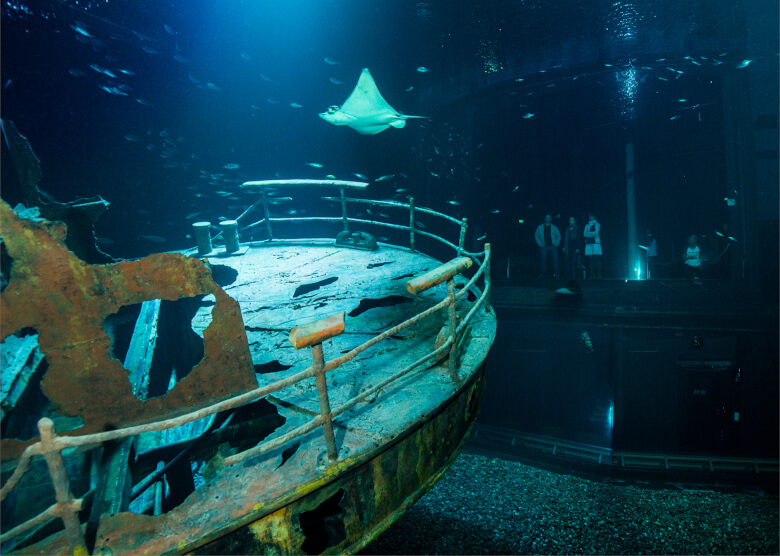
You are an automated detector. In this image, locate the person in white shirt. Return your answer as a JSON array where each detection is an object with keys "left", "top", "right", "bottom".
[{"left": 684, "top": 234, "right": 701, "bottom": 279}]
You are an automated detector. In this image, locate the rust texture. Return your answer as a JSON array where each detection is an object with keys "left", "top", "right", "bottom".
[
  {"left": 0, "top": 201, "right": 257, "bottom": 460},
  {"left": 406, "top": 257, "right": 472, "bottom": 295},
  {"left": 288, "top": 311, "right": 345, "bottom": 349}
]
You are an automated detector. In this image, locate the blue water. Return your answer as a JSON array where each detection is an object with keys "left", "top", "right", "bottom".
[{"left": 1, "top": 0, "right": 777, "bottom": 269}]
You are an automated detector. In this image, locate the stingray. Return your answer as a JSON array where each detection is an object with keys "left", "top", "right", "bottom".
[{"left": 319, "top": 68, "right": 426, "bottom": 135}]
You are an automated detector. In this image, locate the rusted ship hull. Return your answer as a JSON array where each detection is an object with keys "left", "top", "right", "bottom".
[{"left": 194, "top": 363, "right": 486, "bottom": 555}]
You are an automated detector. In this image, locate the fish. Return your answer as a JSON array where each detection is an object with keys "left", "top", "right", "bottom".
[
  {"left": 430, "top": 172, "right": 439, "bottom": 178},
  {"left": 515, "top": 77, "right": 524, "bottom": 82},
  {"left": 678, "top": 98, "right": 687, "bottom": 102},
  {"left": 206, "top": 82, "right": 220, "bottom": 90},
  {"left": 404, "top": 86, "right": 414, "bottom": 92},
  {"left": 185, "top": 212, "right": 202, "bottom": 219},
  {"left": 657, "top": 76, "right": 669, "bottom": 81},
  {"left": 4, "top": 79, "right": 11, "bottom": 89},
  {"left": 523, "top": 113, "right": 535, "bottom": 119},
  {"left": 173, "top": 53, "right": 189, "bottom": 63},
  {"left": 224, "top": 163, "right": 240, "bottom": 170},
  {"left": 670, "top": 115, "right": 680, "bottom": 120},
  {"left": 736, "top": 59, "right": 753, "bottom": 68},
  {"left": 70, "top": 23, "right": 92, "bottom": 37},
  {"left": 477, "top": 234, "right": 486, "bottom": 241},
  {"left": 136, "top": 98, "right": 153, "bottom": 106},
  {"left": 289, "top": 102, "right": 303, "bottom": 108},
  {"left": 307, "top": 162, "right": 324, "bottom": 168},
  {"left": 141, "top": 45, "right": 159, "bottom": 55},
  {"left": 353, "top": 173, "right": 368, "bottom": 180},
  {"left": 329, "top": 78, "right": 344, "bottom": 85},
  {"left": 513, "top": 186, "right": 519, "bottom": 192},
  {"left": 326, "top": 174, "right": 336, "bottom": 179},
  {"left": 447, "top": 200, "right": 461, "bottom": 206},
  {"left": 324, "top": 57, "right": 340, "bottom": 65},
  {"left": 118, "top": 69, "right": 135, "bottom": 75},
  {"left": 68, "top": 69, "right": 85, "bottom": 77},
  {"left": 266, "top": 98, "right": 280, "bottom": 104},
  {"left": 374, "top": 174, "right": 395, "bottom": 181},
  {"left": 164, "top": 23, "right": 175, "bottom": 35},
  {"left": 319, "top": 68, "right": 427, "bottom": 135},
  {"left": 415, "top": 221, "right": 425, "bottom": 228},
  {"left": 124, "top": 134, "right": 142, "bottom": 142},
  {"left": 490, "top": 209, "right": 500, "bottom": 214},
  {"left": 139, "top": 235, "right": 167, "bottom": 243},
  {"left": 416, "top": 66, "right": 429, "bottom": 72}
]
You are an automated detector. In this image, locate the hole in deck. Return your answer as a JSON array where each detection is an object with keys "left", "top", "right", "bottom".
[
  {"left": 276, "top": 441, "right": 301, "bottom": 469},
  {"left": 209, "top": 264, "right": 238, "bottom": 287},
  {"left": 366, "top": 261, "right": 393, "bottom": 269},
  {"left": 348, "top": 295, "right": 412, "bottom": 317},
  {"left": 254, "top": 360, "right": 293, "bottom": 374},
  {"left": 391, "top": 272, "right": 416, "bottom": 281},
  {"left": 104, "top": 297, "right": 206, "bottom": 401},
  {"left": 293, "top": 277, "right": 338, "bottom": 298},
  {"left": 299, "top": 489, "right": 347, "bottom": 555}
]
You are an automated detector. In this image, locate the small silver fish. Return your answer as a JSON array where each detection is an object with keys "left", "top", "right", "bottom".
[
  {"left": 523, "top": 113, "right": 535, "bottom": 119},
  {"left": 447, "top": 200, "right": 461, "bottom": 206},
  {"left": 139, "top": 235, "right": 167, "bottom": 243},
  {"left": 375, "top": 174, "right": 395, "bottom": 181},
  {"left": 736, "top": 59, "right": 753, "bottom": 68},
  {"left": 416, "top": 66, "right": 429, "bottom": 72},
  {"left": 324, "top": 57, "right": 340, "bottom": 65},
  {"left": 329, "top": 78, "right": 344, "bottom": 85},
  {"left": 353, "top": 173, "right": 368, "bottom": 180},
  {"left": 307, "top": 162, "right": 324, "bottom": 168}
]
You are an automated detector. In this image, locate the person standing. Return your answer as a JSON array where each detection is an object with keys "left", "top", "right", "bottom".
[
  {"left": 583, "top": 213, "right": 602, "bottom": 279},
  {"left": 684, "top": 234, "right": 701, "bottom": 279},
  {"left": 646, "top": 231, "right": 657, "bottom": 279},
  {"left": 534, "top": 214, "right": 561, "bottom": 278},
  {"left": 562, "top": 217, "right": 580, "bottom": 279}
]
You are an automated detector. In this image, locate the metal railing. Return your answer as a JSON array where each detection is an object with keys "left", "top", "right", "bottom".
[{"left": 0, "top": 180, "right": 493, "bottom": 554}]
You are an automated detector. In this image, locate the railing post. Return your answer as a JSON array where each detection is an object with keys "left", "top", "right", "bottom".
[
  {"left": 409, "top": 197, "right": 416, "bottom": 252},
  {"left": 447, "top": 278, "right": 458, "bottom": 372},
  {"left": 458, "top": 217, "right": 468, "bottom": 255},
  {"left": 260, "top": 187, "right": 273, "bottom": 241},
  {"left": 339, "top": 186, "right": 349, "bottom": 233},
  {"left": 37, "top": 418, "right": 88, "bottom": 556},
  {"left": 311, "top": 343, "right": 339, "bottom": 463},
  {"left": 484, "top": 243, "right": 492, "bottom": 312}
]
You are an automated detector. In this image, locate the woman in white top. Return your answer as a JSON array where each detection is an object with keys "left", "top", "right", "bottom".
[
  {"left": 684, "top": 234, "right": 701, "bottom": 279},
  {"left": 583, "top": 213, "right": 602, "bottom": 279}
]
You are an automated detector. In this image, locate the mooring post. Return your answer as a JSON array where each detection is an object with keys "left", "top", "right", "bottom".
[
  {"left": 484, "top": 243, "right": 492, "bottom": 312},
  {"left": 37, "top": 418, "right": 88, "bottom": 556},
  {"left": 311, "top": 344, "right": 339, "bottom": 463},
  {"left": 458, "top": 217, "right": 468, "bottom": 256},
  {"left": 409, "top": 197, "right": 416, "bottom": 252},
  {"left": 339, "top": 186, "right": 349, "bottom": 233},
  {"left": 447, "top": 278, "right": 458, "bottom": 372},
  {"left": 260, "top": 187, "right": 273, "bottom": 241}
]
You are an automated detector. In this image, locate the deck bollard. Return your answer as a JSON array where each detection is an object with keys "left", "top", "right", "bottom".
[
  {"left": 289, "top": 312, "right": 345, "bottom": 464},
  {"left": 192, "top": 221, "right": 212, "bottom": 255},
  {"left": 311, "top": 343, "right": 339, "bottom": 463},
  {"left": 220, "top": 220, "right": 240, "bottom": 253}
]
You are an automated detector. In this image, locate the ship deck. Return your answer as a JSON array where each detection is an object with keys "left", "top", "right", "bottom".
[{"left": 42, "top": 240, "right": 496, "bottom": 555}]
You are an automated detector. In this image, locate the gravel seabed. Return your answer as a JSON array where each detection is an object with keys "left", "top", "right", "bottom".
[{"left": 362, "top": 449, "right": 779, "bottom": 555}]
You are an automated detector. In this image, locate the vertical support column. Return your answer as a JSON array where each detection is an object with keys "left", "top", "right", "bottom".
[
  {"left": 626, "top": 142, "right": 637, "bottom": 279},
  {"left": 447, "top": 278, "right": 458, "bottom": 373},
  {"left": 339, "top": 186, "right": 349, "bottom": 233},
  {"left": 458, "top": 218, "right": 468, "bottom": 255},
  {"left": 484, "top": 243, "right": 492, "bottom": 312},
  {"left": 409, "top": 197, "right": 416, "bottom": 252},
  {"left": 37, "top": 418, "right": 88, "bottom": 556},
  {"left": 260, "top": 187, "right": 273, "bottom": 241},
  {"left": 311, "top": 344, "right": 338, "bottom": 463}
]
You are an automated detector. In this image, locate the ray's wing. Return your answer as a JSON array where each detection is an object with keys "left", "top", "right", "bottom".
[{"left": 339, "top": 68, "right": 399, "bottom": 119}]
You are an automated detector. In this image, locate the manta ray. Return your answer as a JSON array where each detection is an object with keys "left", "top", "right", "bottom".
[{"left": 319, "top": 68, "right": 426, "bottom": 135}]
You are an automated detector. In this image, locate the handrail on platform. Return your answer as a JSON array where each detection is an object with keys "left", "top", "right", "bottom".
[{"left": 0, "top": 178, "right": 494, "bottom": 554}]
